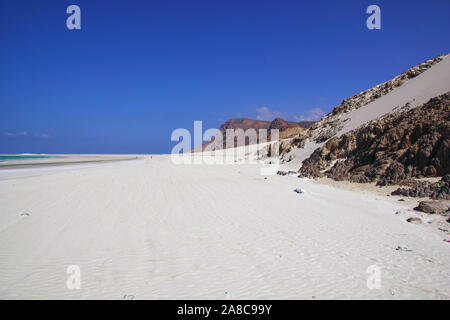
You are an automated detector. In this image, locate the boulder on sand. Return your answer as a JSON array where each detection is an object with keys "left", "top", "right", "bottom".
[
  {"left": 414, "top": 201, "right": 449, "bottom": 214},
  {"left": 406, "top": 217, "right": 422, "bottom": 224}
]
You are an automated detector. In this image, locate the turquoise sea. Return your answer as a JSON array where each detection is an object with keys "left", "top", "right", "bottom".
[{"left": 0, "top": 155, "right": 52, "bottom": 162}]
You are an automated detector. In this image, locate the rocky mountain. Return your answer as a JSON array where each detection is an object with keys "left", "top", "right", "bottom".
[
  {"left": 301, "top": 54, "right": 448, "bottom": 146},
  {"left": 298, "top": 93, "right": 449, "bottom": 186},
  {"left": 278, "top": 53, "right": 450, "bottom": 201},
  {"left": 219, "top": 118, "right": 272, "bottom": 132},
  {"left": 201, "top": 117, "right": 315, "bottom": 151},
  {"left": 218, "top": 117, "right": 314, "bottom": 133}
]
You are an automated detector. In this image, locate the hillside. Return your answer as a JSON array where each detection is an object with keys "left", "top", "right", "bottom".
[
  {"left": 199, "top": 117, "right": 315, "bottom": 151},
  {"left": 279, "top": 54, "right": 450, "bottom": 174},
  {"left": 298, "top": 93, "right": 449, "bottom": 187}
]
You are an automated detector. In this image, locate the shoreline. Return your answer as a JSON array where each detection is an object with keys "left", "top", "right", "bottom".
[{"left": 0, "top": 154, "right": 148, "bottom": 170}]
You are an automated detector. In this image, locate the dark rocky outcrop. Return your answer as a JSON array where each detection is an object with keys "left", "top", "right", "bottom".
[
  {"left": 276, "top": 170, "right": 298, "bottom": 176},
  {"left": 298, "top": 93, "right": 450, "bottom": 188},
  {"left": 391, "top": 175, "right": 449, "bottom": 200},
  {"left": 414, "top": 201, "right": 450, "bottom": 215},
  {"left": 290, "top": 55, "right": 447, "bottom": 148}
]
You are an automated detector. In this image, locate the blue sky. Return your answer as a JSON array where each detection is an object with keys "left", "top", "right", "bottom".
[{"left": 1, "top": 0, "right": 449, "bottom": 154}]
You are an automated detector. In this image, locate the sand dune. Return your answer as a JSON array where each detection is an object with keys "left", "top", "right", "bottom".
[
  {"left": 282, "top": 54, "right": 450, "bottom": 169},
  {"left": 0, "top": 156, "right": 448, "bottom": 299}
]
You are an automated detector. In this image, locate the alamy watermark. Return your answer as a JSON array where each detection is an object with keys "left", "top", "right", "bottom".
[
  {"left": 66, "top": 5, "right": 380, "bottom": 31},
  {"left": 170, "top": 121, "right": 280, "bottom": 175},
  {"left": 66, "top": 5, "right": 81, "bottom": 30},
  {"left": 366, "top": 264, "right": 381, "bottom": 289},
  {"left": 366, "top": 5, "right": 381, "bottom": 30}
]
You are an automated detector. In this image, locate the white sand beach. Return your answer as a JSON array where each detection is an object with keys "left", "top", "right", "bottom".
[
  {"left": 2, "top": 0, "right": 450, "bottom": 304},
  {"left": 0, "top": 156, "right": 449, "bottom": 299}
]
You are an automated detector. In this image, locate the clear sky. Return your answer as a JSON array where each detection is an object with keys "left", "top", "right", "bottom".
[{"left": 1, "top": 0, "right": 449, "bottom": 154}]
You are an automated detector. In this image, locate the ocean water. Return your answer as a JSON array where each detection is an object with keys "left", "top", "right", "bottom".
[{"left": 0, "top": 155, "right": 52, "bottom": 162}]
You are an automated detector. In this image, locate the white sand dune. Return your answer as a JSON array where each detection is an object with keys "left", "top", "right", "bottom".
[
  {"left": 283, "top": 54, "right": 450, "bottom": 169},
  {"left": 336, "top": 54, "right": 450, "bottom": 136},
  {"left": 0, "top": 156, "right": 449, "bottom": 299}
]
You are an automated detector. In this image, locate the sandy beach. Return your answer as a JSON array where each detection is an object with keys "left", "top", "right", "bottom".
[{"left": 0, "top": 156, "right": 448, "bottom": 299}]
